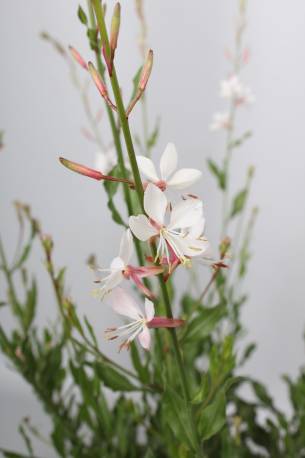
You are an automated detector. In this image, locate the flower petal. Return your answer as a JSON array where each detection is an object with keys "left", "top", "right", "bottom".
[
  {"left": 136, "top": 156, "right": 159, "bottom": 182},
  {"left": 178, "top": 236, "right": 210, "bottom": 258},
  {"left": 187, "top": 217, "right": 206, "bottom": 239},
  {"left": 159, "top": 143, "right": 177, "bottom": 180},
  {"left": 129, "top": 215, "right": 158, "bottom": 241},
  {"left": 144, "top": 299, "right": 155, "bottom": 321},
  {"left": 110, "top": 287, "right": 143, "bottom": 320},
  {"left": 138, "top": 326, "right": 151, "bottom": 350},
  {"left": 168, "top": 199, "right": 202, "bottom": 230},
  {"left": 167, "top": 168, "right": 202, "bottom": 189},
  {"left": 110, "top": 256, "right": 125, "bottom": 270},
  {"left": 119, "top": 229, "right": 134, "bottom": 264},
  {"left": 144, "top": 183, "right": 167, "bottom": 225}
]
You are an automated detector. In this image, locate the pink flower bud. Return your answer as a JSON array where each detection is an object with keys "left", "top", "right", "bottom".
[
  {"left": 88, "top": 62, "right": 108, "bottom": 98},
  {"left": 138, "top": 49, "right": 153, "bottom": 91},
  {"left": 68, "top": 46, "right": 88, "bottom": 70},
  {"left": 59, "top": 157, "right": 103, "bottom": 181},
  {"left": 110, "top": 3, "right": 121, "bottom": 56}
]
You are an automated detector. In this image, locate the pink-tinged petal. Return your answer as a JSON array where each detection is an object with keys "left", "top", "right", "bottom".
[
  {"left": 160, "top": 143, "right": 177, "bottom": 180},
  {"left": 132, "top": 265, "right": 163, "bottom": 278},
  {"left": 59, "top": 157, "right": 103, "bottom": 181},
  {"left": 138, "top": 326, "right": 151, "bottom": 350},
  {"left": 144, "top": 299, "right": 155, "bottom": 321},
  {"left": 130, "top": 273, "right": 155, "bottom": 300},
  {"left": 167, "top": 168, "right": 202, "bottom": 190},
  {"left": 110, "top": 287, "right": 143, "bottom": 320},
  {"left": 119, "top": 229, "right": 134, "bottom": 264},
  {"left": 110, "top": 256, "right": 125, "bottom": 270},
  {"left": 136, "top": 156, "right": 159, "bottom": 182},
  {"left": 144, "top": 183, "right": 167, "bottom": 225},
  {"left": 168, "top": 199, "right": 202, "bottom": 230},
  {"left": 147, "top": 317, "right": 185, "bottom": 328},
  {"left": 129, "top": 215, "right": 158, "bottom": 241}
]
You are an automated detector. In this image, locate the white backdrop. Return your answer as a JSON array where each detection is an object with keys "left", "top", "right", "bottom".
[{"left": 1, "top": 1, "right": 305, "bottom": 455}]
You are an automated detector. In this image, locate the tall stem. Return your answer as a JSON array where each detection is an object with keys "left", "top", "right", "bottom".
[{"left": 91, "top": 2, "right": 202, "bottom": 453}]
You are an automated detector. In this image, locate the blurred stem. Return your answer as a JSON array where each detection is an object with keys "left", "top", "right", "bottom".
[{"left": 91, "top": 2, "right": 202, "bottom": 453}]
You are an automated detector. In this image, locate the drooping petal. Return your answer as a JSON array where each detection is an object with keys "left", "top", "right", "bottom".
[
  {"left": 167, "top": 168, "right": 202, "bottom": 190},
  {"left": 110, "top": 256, "right": 125, "bottom": 270},
  {"left": 159, "top": 143, "right": 177, "bottom": 180},
  {"left": 129, "top": 215, "right": 158, "bottom": 241},
  {"left": 130, "top": 273, "right": 155, "bottom": 299},
  {"left": 93, "top": 269, "right": 124, "bottom": 299},
  {"left": 110, "top": 287, "right": 143, "bottom": 320},
  {"left": 119, "top": 229, "right": 134, "bottom": 264},
  {"left": 136, "top": 156, "right": 159, "bottom": 182},
  {"left": 138, "top": 326, "right": 151, "bottom": 350},
  {"left": 144, "top": 183, "right": 167, "bottom": 225},
  {"left": 144, "top": 299, "right": 155, "bottom": 321},
  {"left": 168, "top": 199, "right": 202, "bottom": 230}
]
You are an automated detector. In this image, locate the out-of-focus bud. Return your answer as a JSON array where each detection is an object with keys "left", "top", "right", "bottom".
[
  {"left": 139, "top": 49, "right": 153, "bottom": 91},
  {"left": 220, "top": 236, "right": 231, "bottom": 258},
  {"left": 59, "top": 157, "right": 104, "bottom": 181},
  {"left": 248, "top": 165, "right": 255, "bottom": 179},
  {"left": 240, "top": 0, "right": 247, "bottom": 12},
  {"left": 69, "top": 46, "right": 88, "bottom": 70},
  {"left": 110, "top": 3, "right": 121, "bottom": 59},
  {"left": 42, "top": 234, "right": 54, "bottom": 257},
  {"left": 88, "top": 62, "right": 117, "bottom": 110}
]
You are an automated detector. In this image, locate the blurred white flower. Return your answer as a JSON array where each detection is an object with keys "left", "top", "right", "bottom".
[
  {"left": 220, "top": 75, "right": 255, "bottom": 105},
  {"left": 136, "top": 142, "right": 202, "bottom": 191},
  {"left": 210, "top": 112, "right": 232, "bottom": 131}
]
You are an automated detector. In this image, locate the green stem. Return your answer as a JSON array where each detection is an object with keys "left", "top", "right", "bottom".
[{"left": 91, "top": 3, "right": 202, "bottom": 453}]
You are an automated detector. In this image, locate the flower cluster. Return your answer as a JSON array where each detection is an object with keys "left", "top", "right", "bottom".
[{"left": 92, "top": 143, "right": 213, "bottom": 351}]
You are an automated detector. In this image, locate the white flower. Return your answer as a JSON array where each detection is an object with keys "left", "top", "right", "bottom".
[
  {"left": 93, "top": 229, "right": 161, "bottom": 299},
  {"left": 95, "top": 147, "right": 117, "bottom": 175},
  {"left": 220, "top": 75, "right": 255, "bottom": 105},
  {"left": 105, "top": 287, "right": 155, "bottom": 350},
  {"left": 129, "top": 184, "right": 209, "bottom": 266},
  {"left": 136, "top": 143, "right": 202, "bottom": 191},
  {"left": 210, "top": 112, "right": 232, "bottom": 131},
  {"left": 105, "top": 288, "right": 184, "bottom": 351}
]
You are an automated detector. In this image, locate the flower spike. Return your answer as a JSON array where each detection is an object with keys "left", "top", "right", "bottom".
[{"left": 88, "top": 62, "right": 117, "bottom": 111}]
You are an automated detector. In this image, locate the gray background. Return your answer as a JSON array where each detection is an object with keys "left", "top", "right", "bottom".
[{"left": 1, "top": 1, "right": 305, "bottom": 455}]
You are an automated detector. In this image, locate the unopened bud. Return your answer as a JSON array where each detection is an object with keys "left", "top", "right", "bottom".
[
  {"left": 110, "top": 3, "right": 121, "bottom": 57},
  {"left": 88, "top": 62, "right": 117, "bottom": 110},
  {"left": 69, "top": 46, "right": 88, "bottom": 70},
  {"left": 248, "top": 165, "right": 255, "bottom": 179},
  {"left": 42, "top": 234, "right": 54, "bottom": 256},
  {"left": 59, "top": 157, "right": 103, "bottom": 181},
  {"left": 220, "top": 236, "right": 231, "bottom": 258},
  {"left": 138, "top": 49, "right": 153, "bottom": 91},
  {"left": 88, "top": 62, "right": 107, "bottom": 97}
]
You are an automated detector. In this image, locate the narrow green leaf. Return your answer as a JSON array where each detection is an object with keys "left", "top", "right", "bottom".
[
  {"left": 230, "top": 189, "right": 248, "bottom": 218},
  {"left": 199, "top": 390, "right": 226, "bottom": 440},
  {"left": 95, "top": 362, "right": 138, "bottom": 391},
  {"left": 77, "top": 5, "right": 88, "bottom": 25},
  {"left": 207, "top": 159, "right": 226, "bottom": 190},
  {"left": 182, "top": 304, "right": 226, "bottom": 343},
  {"left": 130, "top": 342, "right": 150, "bottom": 383}
]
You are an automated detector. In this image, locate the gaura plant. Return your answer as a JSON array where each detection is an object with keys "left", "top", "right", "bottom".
[{"left": 1, "top": 1, "right": 305, "bottom": 457}]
